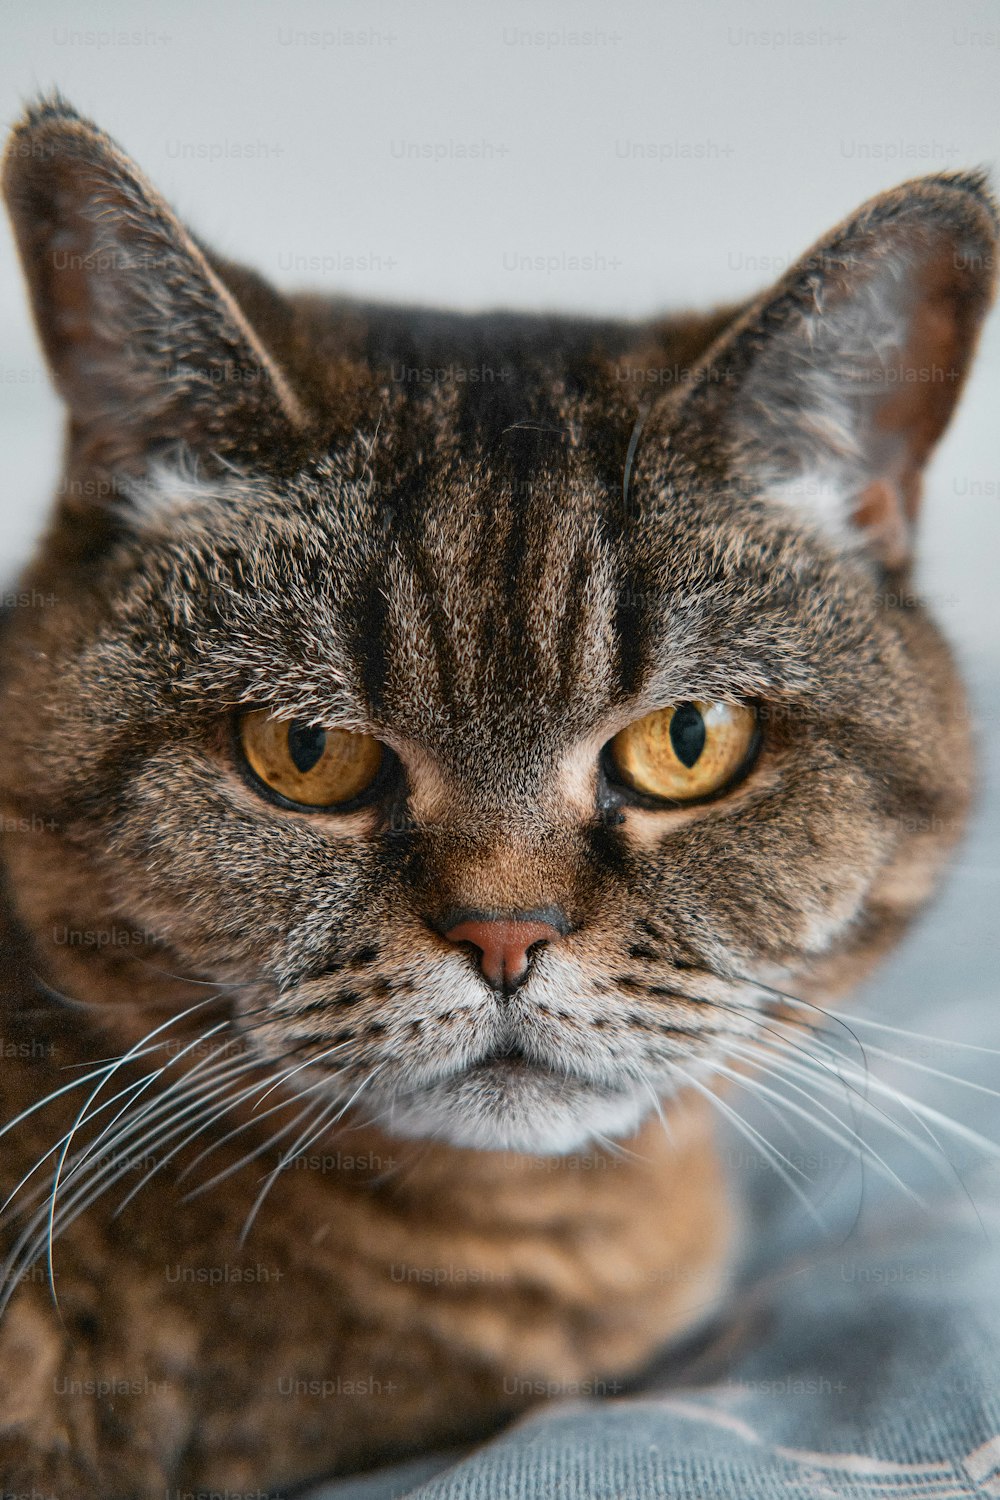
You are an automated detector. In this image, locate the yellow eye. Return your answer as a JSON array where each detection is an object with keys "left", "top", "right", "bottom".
[
  {"left": 238, "top": 711, "right": 384, "bottom": 809},
  {"left": 608, "top": 701, "right": 758, "bottom": 803}
]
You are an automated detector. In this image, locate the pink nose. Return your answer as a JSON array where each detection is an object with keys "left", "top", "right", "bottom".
[{"left": 443, "top": 911, "right": 566, "bottom": 991}]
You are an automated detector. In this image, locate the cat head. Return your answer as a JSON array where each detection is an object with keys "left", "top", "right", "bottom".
[{"left": 1, "top": 98, "right": 994, "bottom": 1153}]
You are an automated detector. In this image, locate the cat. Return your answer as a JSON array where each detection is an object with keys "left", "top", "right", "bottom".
[{"left": 0, "top": 93, "right": 994, "bottom": 1498}]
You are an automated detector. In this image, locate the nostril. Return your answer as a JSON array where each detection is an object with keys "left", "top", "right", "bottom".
[{"left": 439, "top": 907, "right": 569, "bottom": 992}]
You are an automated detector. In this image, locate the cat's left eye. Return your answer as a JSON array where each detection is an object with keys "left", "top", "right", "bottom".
[
  {"left": 238, "top": 711, "right": 384, "bottom": 809},
  {"left": 608, "top": 701, "right": 758, "bottom": 804}
]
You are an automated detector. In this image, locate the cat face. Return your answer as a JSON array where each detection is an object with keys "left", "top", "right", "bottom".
[{"left": 1, "top": 101, "right": 994, "bottom": 1152}]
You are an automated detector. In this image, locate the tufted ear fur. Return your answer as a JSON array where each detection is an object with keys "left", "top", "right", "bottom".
[
  {"left": 1, "top": 95, "right": 311, "bottom": 481},
  {"left": 671, "top": 173, "right": 998, "bottom": 569}
]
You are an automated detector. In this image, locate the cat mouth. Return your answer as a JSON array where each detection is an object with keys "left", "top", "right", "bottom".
[{"left": 467, "top": 1043, "right": 535, "bottom": 1072}]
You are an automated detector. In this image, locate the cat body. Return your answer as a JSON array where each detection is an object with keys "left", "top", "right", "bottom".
[{"left": 0, "top": 98, "right": 994, "bottom": 1495}]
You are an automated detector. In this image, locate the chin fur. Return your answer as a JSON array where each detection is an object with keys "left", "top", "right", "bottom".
[{"left": 379, "top": 1064, "right": 651, "bottom": 1154}]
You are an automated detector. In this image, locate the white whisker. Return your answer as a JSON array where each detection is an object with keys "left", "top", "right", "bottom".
[
  {"left": 710, "top": 1047, "right": 925, "bottom": 1204},
  {"left": 666, "top": 1059, "right": 827, "bottom": 1229},
  {"left": 236, "top": 1063, "right": 386, "bottom": 1249}
]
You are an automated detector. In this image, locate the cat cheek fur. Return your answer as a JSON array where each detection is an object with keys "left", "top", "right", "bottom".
[{"left": 0, "top": 96, "right": 995, "bottom": 1493}]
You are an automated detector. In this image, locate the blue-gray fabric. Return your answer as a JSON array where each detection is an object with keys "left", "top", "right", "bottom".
[
  {"left": 313, "top": 1213, "right": 1000, "bottom": 1500},
  {"left": 309, "top": 659, "right": 1000, "bottom": 1500}
]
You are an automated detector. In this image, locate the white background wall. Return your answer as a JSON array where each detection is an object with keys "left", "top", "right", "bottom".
[{"left": 1, "top": 2, "right": 998, "bottom": 1087}]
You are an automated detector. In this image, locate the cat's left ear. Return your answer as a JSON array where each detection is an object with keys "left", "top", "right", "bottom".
[
  {"left": 2, "top": 96, "right": 312, "bottom": 475},
  {"left": 670, "top": 173, "right": 998, "bottom": 569}
]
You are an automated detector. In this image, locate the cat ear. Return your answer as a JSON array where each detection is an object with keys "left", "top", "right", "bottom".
[
  {"left": 672, "top": 173, "right": 998, "bottom": 569},
  {"left": 2, "top": 96, "right": 311, "bottom": 476}
]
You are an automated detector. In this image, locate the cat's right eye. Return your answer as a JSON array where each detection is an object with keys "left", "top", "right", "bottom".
[{"left": 237, "top": 710, "right": 384, "bottom": 809}]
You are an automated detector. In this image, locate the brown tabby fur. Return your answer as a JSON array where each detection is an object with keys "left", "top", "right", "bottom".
[{"left": 0, "top": 96, "right": 995, "bottom": 1496}]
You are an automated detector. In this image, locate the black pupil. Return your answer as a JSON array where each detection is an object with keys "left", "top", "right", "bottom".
[
  {"left": 669, "top": 703, "right": 706, "bottom": 768},
  {"left": 287, "top": 722, "right": 327, "bottom": 774}
]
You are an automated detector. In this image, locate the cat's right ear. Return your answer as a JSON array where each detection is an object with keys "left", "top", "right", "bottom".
[{"left": 2, "top": 96, "right": 312, "bottom": 478}]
